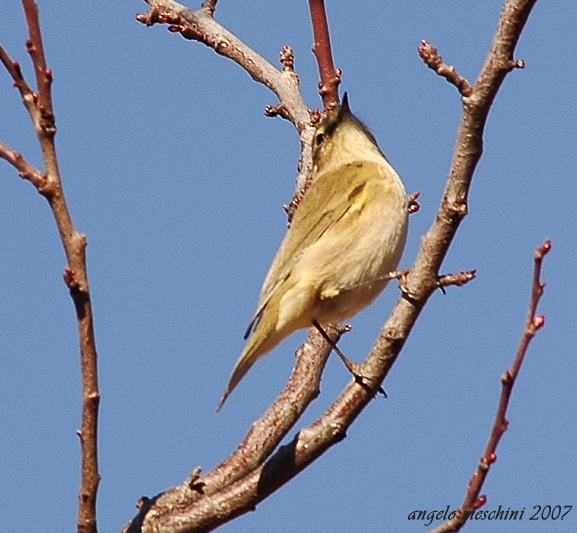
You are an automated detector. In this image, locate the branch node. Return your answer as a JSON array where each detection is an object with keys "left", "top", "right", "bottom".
[
  {"left": 437, "top": 269, "right": 477, "bottom": 289},
  {"left": 510, "top": 58, "right": 526, "bottom": 70},
  {"left": 186, "top": 466, "right": 206, "bottom": 493},
  {"left": 136, "top": 9, "right": 179, "bottom": 27},
  {"left": 280, "top": 45, "right": 295, "bottom": 72},
  {"left": 201, "top": 0, "right": 218, "bottom": 16},
  {"left": 407, "top": 191, "right": 420, "bottom": 214},
  {"left": 318, "top": 68, "right": 342, "bottom": 102},
  {"left": 500, "top": 369, "right": 513, "bottom": 385},
  {"left": 63, "top": 266, "right": 82, "bottom": 291},
  {"left": 474, "top": 495, "right": 487, "bottom": 510},
  {"left": 264, "top": 103, "right": 291, "bottom": 121},
  {"left": 531, "top": 314, "right": 545, "bottom": 331}
]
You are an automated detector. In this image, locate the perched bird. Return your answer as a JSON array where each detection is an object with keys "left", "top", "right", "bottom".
[{"left": 217, "top": 94, "right": 408, "bottom": 411}]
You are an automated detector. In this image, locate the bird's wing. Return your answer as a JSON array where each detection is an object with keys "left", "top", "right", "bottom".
[{"left": 243, "top": 161, "right": 379, "bottom": 338}]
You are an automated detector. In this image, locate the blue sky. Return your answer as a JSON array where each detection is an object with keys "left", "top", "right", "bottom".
[{"left": 1, "top": 1, "right": 575, "bottom": 532}]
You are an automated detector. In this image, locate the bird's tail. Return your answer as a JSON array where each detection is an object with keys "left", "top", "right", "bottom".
[{"left": 216, "top": 300, "right": 283, "bottom": 412}]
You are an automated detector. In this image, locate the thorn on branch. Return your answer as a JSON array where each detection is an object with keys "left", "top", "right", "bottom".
[{"left": 418, "top": 39, "right": 473, "bottom": 97}]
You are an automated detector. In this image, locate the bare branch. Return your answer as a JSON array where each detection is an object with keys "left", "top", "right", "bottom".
[
  {"left": 308, "top": 0, "right": 341, "bottom": 109},
  {"left": 418, "top": 40, "right": 474, "bottom": 97},
  {"left": 0, "top": 140, "right": 46, "bottom": 189},
  {"left": 429, "top": 239, "right": 550, "bottom": 533},
  {"left": 23, "top": 0, "right": 54, "bottom": 124},
  {"left": 0, "top": 42, "right": 42, "bottom": 129},
  {"left": 437, "top": 270, "right": 477, "bottom": 289},
  {"left": 1, "top": 3, "right": 101, "bottom": 532},
  {"left": 122, "top": 327, "right": 339, "bottom": 533},
  {"left": 137, "top": 0, "right": 313, "bottom": 192}
]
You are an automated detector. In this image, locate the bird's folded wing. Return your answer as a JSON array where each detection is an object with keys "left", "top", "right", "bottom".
[{"left": 243, "top": 161, "right": 380, "bottom": 338}]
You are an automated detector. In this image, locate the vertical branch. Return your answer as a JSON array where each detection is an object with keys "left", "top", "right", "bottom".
[
  {"left": 2, "top": 3, "right": 101, "bottom": 533},
  {"left": 308, "top": 0, "right": 340, "bottom": 109}
]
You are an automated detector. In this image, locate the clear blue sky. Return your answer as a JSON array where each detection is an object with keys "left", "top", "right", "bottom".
[{"left": 1, "top": 1, "right": 575, "bottom": 532}]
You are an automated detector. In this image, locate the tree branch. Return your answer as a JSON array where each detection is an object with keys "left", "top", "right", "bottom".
[
  {"left": 137, "top": 0, "right": 314, "bottom": 193},
  {"left": 1, "top": 3, "right": 101, "bottom": 533},
  {"left": 122, "top": 326, "right": 341, "bottom": 533},
  {"left": 429, "top": 239, "right": 550, "bottom": 533},
  {"left": 308, "top": 0, "right": 340, "bottom": 109},
  {"left": 418, "top": 40, "right": 474, "bottom": 97}
]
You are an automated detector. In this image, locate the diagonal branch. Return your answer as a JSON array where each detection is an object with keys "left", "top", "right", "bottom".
[
  {"left": 428, "top": 239, "right": 550, "bottom": 533},
  {"left": 137, "top": 0, "right": 313, "bottom": 191}
]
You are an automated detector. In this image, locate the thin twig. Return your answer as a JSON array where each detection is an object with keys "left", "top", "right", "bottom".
[
  {"left": 428, "top": 239, "right": 550, "bottom": 533},
  {"left": 23, "top": 0, "right": 54, "bottom": 123},
  {"left": 0, "top": 140, "right": 46, "bottom": 188},
  {"left": 418, "top": 40, "right": 474, "bottom": 97},
  {"left": 437, "top": 270, "right": 477, "bottom": 289}
]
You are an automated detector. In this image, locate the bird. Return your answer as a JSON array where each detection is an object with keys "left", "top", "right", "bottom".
[{"left": 217, "top": 93, "right": 408, "bottom": 411}]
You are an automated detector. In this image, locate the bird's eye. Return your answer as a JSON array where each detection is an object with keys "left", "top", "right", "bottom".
[{"left": 315, "top": 132, "right": 325, "bottom": 146}]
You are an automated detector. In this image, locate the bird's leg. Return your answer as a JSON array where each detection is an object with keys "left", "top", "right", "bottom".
[
  {"left": 312, "top": 319, "right": 362, "bottom": 375},
  {"left": 312, "top": 320, "right": 387, "bottom": 397}
]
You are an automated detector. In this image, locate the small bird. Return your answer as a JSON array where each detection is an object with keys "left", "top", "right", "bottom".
[{"left": 217, "top": 94, "right": 408, "bottom": 411}]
